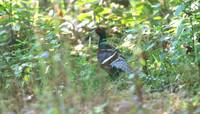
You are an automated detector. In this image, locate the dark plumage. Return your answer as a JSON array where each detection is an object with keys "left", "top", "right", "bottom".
[{"left": 95, "top": 27, "right": 133, "bottom": 76}]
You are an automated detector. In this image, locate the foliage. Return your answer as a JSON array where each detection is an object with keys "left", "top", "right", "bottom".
[{"left": 0, "top": 0, "right": 200, "bottom": 113}]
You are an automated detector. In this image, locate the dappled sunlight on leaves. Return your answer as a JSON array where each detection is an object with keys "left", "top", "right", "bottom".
[{"left": 0, "top": 0, "right": 200, "bottom": 113}]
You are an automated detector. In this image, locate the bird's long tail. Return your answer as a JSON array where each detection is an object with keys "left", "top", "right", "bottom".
[{"left": 110, "top": 57, "right": 133, "bottom": 74}]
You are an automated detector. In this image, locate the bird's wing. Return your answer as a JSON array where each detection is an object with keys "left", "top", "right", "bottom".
[
  {"left": 97, "top": 49, "right": 118, "bottom": 64},
  {"left": 101, "top": 51, "right": 118, "bottom": 65},
  {"left": 110, "top": 57, "right": 133, "bottom": 74}
]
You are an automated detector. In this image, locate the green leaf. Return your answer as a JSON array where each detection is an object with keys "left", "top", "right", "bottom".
[
  {"left": 128, "top": 73, "right": 135, "bottom": 79},
  {"left": 0, "top": 30, "right": 6, "bottom": 36},
  {"left": 176, "top": 19, "right": 184, "bottom": 38},
  {"left": 12, "top": 23, "right": 21, "bottom": 31},
  {"left": 94, "top": 6, "right": 104, "bottom": 14},
  {"left": 23, "top": 75, "right": 30, "bottom": 81},
  {"left": 78, "top": 12, "right": 92, "bottom": 21},
  {"left": 175, "top": 4, "right": 185, "bottom": 16},
  {"left": 99, "top": 8, "right": 111, "bottom": 15},
  {"left": 153, "top": 16, "right": 162, "bottom": 20}
]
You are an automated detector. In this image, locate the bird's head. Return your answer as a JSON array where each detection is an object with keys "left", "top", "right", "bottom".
[
  {"left": 95, "top": 27, "right": 106, "bottom": 38},
  {"left": 83, "top": 27, "right": 107, "bottom": 46}
]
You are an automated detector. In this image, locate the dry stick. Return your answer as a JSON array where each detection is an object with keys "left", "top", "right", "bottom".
[{"left": 135, "top": 76, "right": 143, "bottom": 103}]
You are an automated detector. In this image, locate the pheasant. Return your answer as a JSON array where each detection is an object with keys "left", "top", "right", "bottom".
[
  {"left": 95, "top": 28, "right": 143, "bottom": 103},
  {"left": 95, "top": 27, "right": 133, "bottom": 77}
]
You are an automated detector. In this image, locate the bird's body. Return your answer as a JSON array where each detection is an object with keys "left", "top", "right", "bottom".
[
  {"left": 95, "top": 28, "right": 133, "bottom": 76},
  {"left": 95, "top": 28, "right": 144, "bottom": 103}
]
